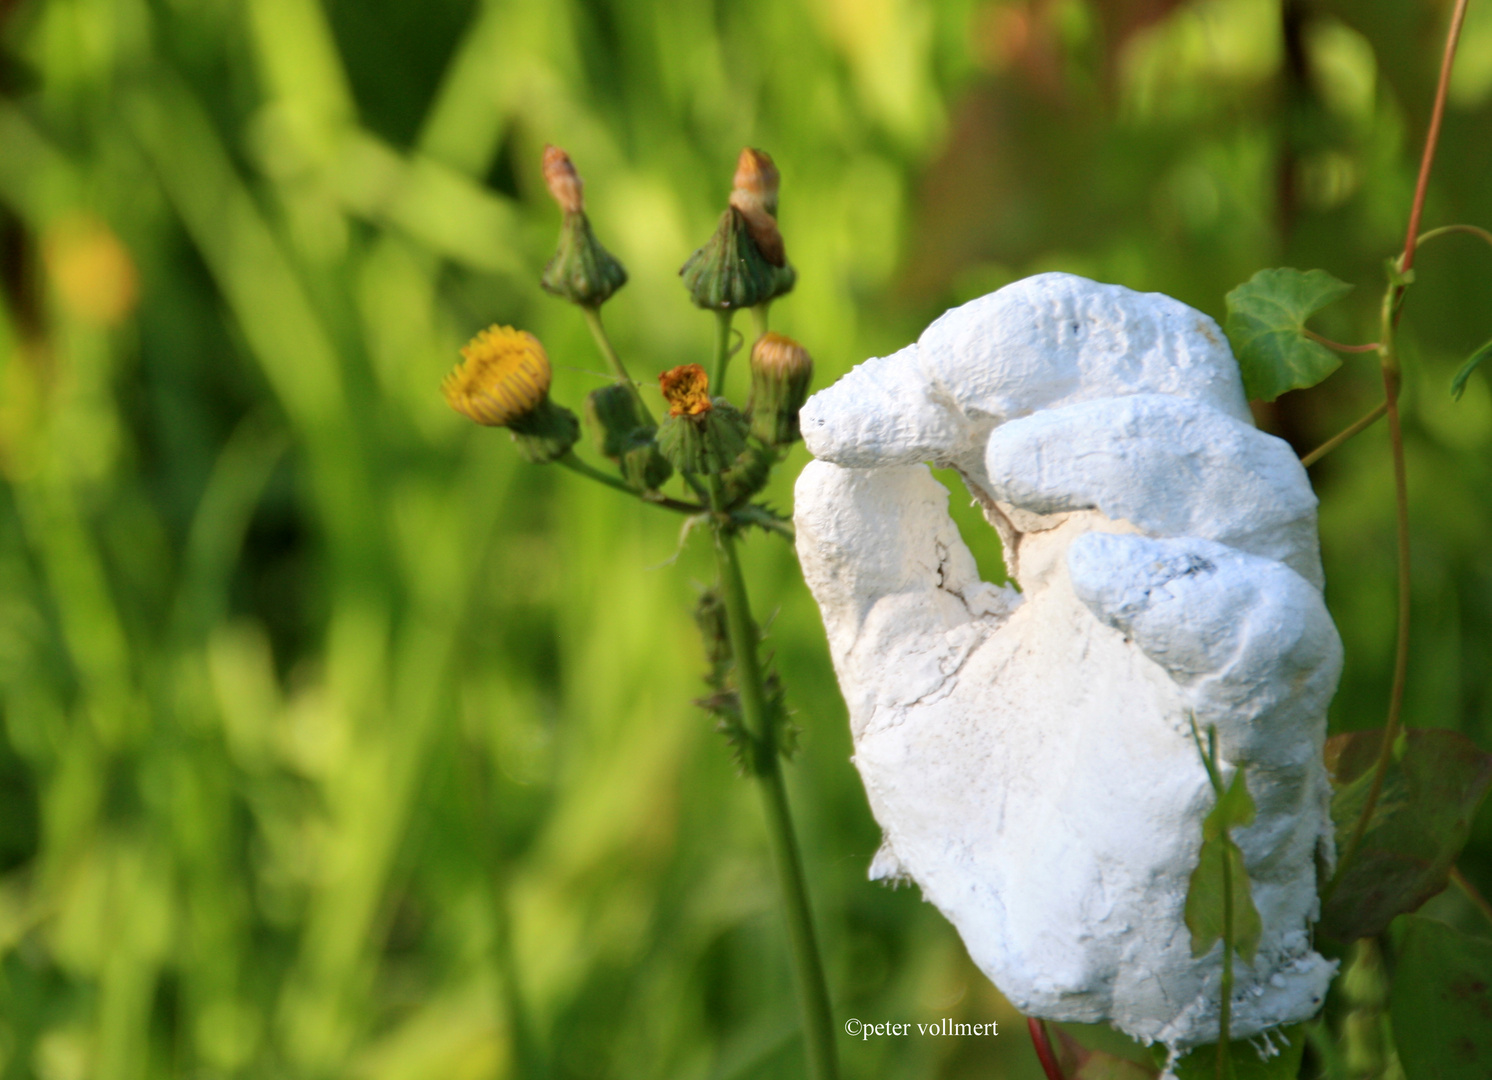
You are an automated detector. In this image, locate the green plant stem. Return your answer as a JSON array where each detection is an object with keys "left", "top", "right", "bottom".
[
  {"left": 1450, "top": 866, "right": 1492, "bottom": 928},
  {"left": 713, "top": 310, "right": 735, "bottom": 392},
  {"left": 707, "top": 478, "right": 838, "bottom": 1080},
  {"left": 1417, "top": 223, "right": 1492, "bottom": 252},
  {"left": 1300, "top": 401, "right": 1388, "bottom": 468},
  {"left": 582, "top": 306, "right": 652, "bottom": 422},
  {"left": 555, "top": 452, "right": 702, "bottom": 513},
  {"left": 1327, "top": 0, "right": 1468, "bottom": 909},
  {"left": 1218, "top": 844, "right": 1234, "bottom": 1080},
  {"left": 750, "top": 303, "right": 770, "bottom": 341}
]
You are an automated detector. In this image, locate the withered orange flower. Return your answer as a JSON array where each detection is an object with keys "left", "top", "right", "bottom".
[{"left": 658, "top": 364, "right": 713, "bottom": 417}]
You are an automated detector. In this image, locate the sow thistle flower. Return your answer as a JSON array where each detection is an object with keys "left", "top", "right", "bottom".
[
  {"left": 442, "top": 325, "right": 579, "bottom": 463},
  {"left": 656, "top": 364, "right": 748, "bottom": 475}
]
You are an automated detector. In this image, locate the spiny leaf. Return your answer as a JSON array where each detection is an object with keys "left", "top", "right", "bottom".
[
  {"left": 1389, "top": 916, "right": 1492, "bottom": 1079},
  {"left": 1320, "top": 728, "right": 1492, "bottom": 941},
  {"left": 1224, "top": 268, "right": 1354, "bottom": 402},
  {"left": 1450, "top": 335, "right": 1492, "bottom": 400}
]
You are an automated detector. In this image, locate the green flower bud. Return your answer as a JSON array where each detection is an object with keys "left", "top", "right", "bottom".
[
  {"left": 542, "top": 211, "right": 628, "bottom": 307},
  {"left": 618, "top": 428, "right": 674, "bottom": 492},
  {"left": 679, "top": 208, "right": 779, "bottom": 311},
  {"left": 584, "top": 383, "right": 649, "bottom": 458},
  {"left": 747, "top": 332, "right": 813, "bottom": 445},
  {"left": 540, "top": 146, "right": 627, "bottom": 307}
]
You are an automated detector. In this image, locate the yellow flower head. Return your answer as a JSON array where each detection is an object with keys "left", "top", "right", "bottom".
[
  {"left": 659, "top": 364, "right": 712, "bottom": 417},
  {"left": 443, "top": 325, "right": 552, "bottom": 427}
]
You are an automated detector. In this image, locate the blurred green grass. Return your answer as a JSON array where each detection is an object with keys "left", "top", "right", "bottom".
[{"left": 0, "top": 0, "right": 1488, "bottom": 1078}]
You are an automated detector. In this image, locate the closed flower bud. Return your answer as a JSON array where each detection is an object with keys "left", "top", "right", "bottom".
[
  {"left": 656, "top": 364, "right": 749, "bottom": 474},
  {"left": 680, "top": 208, "right": 778, "bottom": 311},
  {"left": 748, "top": 332, "right": 813, "bottom": 445},
  {"left": 442, "top": 325, "right": 579, "bottom": 463},
  {"left": 618, "top": 428, "right": 674, "bottom": 492},
  {"left": 584, "top": 383, "right": 650, "bottom": 458},
  {"left": 541, "top": 147, "right": 627, "bottom": 307},
  {"left": 584, "top": 384, "right": 673, "bottom": 491}
]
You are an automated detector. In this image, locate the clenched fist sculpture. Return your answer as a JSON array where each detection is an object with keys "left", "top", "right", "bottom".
[{"left": 794, "top": 274, "right": 1341, "bottom": 1051}]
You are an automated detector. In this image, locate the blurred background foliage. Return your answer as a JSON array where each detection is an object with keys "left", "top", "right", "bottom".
[{"left": 0, "top": 0, "right": 1488, "bottom": 1077}]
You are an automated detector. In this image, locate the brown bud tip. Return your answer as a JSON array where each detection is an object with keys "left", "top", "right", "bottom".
[
  {"left": 542, "top": 144, "right": 585, "bottom": 214},
  {"left": 750, "top": 332, "right": 811, "bottom": 378},
  {"left": 659, "top": 364, "right": 713, "bottom": 417},
  {"left": 731, "top": 148, "right": 779, "bottom": 217}
]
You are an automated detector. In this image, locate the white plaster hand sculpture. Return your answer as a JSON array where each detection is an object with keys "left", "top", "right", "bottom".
[{"left": 793, "top": 273, "right": 1341, "bottom": 1052}]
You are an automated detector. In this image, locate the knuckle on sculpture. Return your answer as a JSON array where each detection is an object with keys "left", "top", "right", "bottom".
[{"left": 794, "top": 273, "right": 1339, "bottom": 1053}]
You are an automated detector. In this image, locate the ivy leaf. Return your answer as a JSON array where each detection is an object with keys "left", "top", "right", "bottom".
[
  {"left": 1187, "top": 770, "right": 1263, "bottom": 963},
  {"left": 1319, "top": 729, "right": 1492, "bottom": 941},
  {"left": 1164, "top": 1026, "right": 1307, "bottom": 1080},
  {"left": 1224, "top": 268, "right": 1354, "bottom": 402},
  {"left": 1389, "top": 916, "right": 1492, "bottom": 1078},
  {"left": 1450, "top": 334, "right": 1492, "bottom": 400}
]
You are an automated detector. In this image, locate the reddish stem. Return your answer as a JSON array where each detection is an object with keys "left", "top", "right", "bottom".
[
  {"left": 1400, "top": 0, "right": 1470, "bottom": 282},
  {"left": 1028, "top": 1018, "right": 1067, "bottom": 1080}
]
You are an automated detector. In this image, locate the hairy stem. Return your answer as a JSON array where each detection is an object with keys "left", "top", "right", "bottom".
[
  {"left": 1300, "top": 401, "right": 1388, "bottom": 467},
  {"left": 708, "top": 479, "right": 838, "bottom": 1080},
  {"left": 582, "top": 306, "right": 652, "bottom": 422}
]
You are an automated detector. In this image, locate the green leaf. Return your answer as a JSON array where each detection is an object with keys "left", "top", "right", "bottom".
[
  {"left": 1389, "top": 916, "right": 1492, "bottom": 1079},
  {"left": 1450, "top": 335, "right": 1492, "bottom": 400},
  {"left": 1223, "top": 268, "right": 1354, "bottom": 402},
  {"left": 1320, "top": 729, "right": 1492, "bottom": 941},
  {"left": 1187, "top": 836, "right": 1263, "bottom": 962},
  {"left": 1204, "top": 769, "right": 1258, "bottom": 840},
  {"left": 1164, "top": 1025, "right": 1308, "bottom": 1080}
]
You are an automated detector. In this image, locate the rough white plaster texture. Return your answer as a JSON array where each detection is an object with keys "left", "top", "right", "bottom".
[{"left": 794, "top": 273, "right": 1342, "bottom": 1050}]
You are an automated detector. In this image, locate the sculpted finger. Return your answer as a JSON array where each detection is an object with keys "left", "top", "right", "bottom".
[
  {"left": 985, "top": 394, "right": 1324, "bottom": 587},
  {"left": 794, "top": 460, "right": 1018, "bottom": 736},
  {"left": 803, "top": 274, "right": 1250, "bottom": 487},
  {"left": 800, "top": 344, "right": 970, "bottom": 470},
  {"left": 1067, "top": 529, "right": 1342, "bottom": 898},
  {"left": 1067, "top": 531, "right": 1342, "bottom": 762}
]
